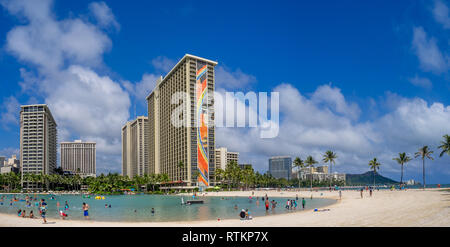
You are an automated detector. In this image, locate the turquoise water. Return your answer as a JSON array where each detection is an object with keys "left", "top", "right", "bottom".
[{"left": 0, "top": 194, "right": 336, "bottom": 222}]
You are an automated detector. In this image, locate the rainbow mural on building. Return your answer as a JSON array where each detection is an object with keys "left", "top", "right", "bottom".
[{"left": 196, "top": 62, "right": 209, "bottom": 188}]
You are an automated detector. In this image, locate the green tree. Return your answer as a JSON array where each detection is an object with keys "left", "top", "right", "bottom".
[
  {"left": 305, "top": 156, "right": 318, "bottom": 191},
  {"left": 393, "top": 152, "right": 411, "bottom": 185},
  {"left": 292, "top": 157, "right": 304, "bottom": 189},
  {"left": 438, "top": 134, "right": 450, "bottom": 158},
  {"left": 368, "top": 158, "right": 381, "bottom": 187},
  {"left": 322, "top": 150, "right": 337, "bottom": 187},
  {"left": 415, "top": 146, "right": 433, "bottom": 189}
]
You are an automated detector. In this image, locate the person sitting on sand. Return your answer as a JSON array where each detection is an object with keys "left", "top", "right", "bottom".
[
  {"left": 22, "top": 210, "right": 26, "bottom": 218},
  {"left": 239, "top": 209, "right": 246, "bottom": 220},
  {"left": 59, "top": 210, "right": 68, "bottom": 220},
  {"left": 17, "top": 209, "right": 22, "bottom": 217},
  {"left": 29, "top": 211, "right": 34, "bottom": 219}
]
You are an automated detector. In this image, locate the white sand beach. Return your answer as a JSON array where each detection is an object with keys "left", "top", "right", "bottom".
[{"left": 0, "top": 188, "right": 449, "bottom": 227}]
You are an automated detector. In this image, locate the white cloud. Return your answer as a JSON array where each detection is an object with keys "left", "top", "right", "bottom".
[
  {"left": 1, "top": 0, "right": 129, "bottom": 174},
  {"left": 88, "top": 1, "right": 120, "bottom": 31},
  {"left": 216, "top": 83, "right": 450, "bottom": 181},
  {"left": 412, "top": 26, "right": 448, "bottom": 74},
  {"left": 215, "top": 65, "right": 256, "bottom": 90},
  {"left": 0, "top": 96, "right": 20, "bottom": 129},
  {"left": 408, "top": 75, "right": 433, "bottom": 89},
  {"left": 151, "top": 56, "right": 176, "bottom": 73},
  {"left": 123, "top": 73, "right": 159, "bottom": 104},
  {"left": 0, "top": 147, "right": 20, "bottom": 158},
  {"left": 433, "top": 0, "right": 450, "bottom": 29},
  {"left": 311, "top": 84, "right": 361, "bottom": 120}
]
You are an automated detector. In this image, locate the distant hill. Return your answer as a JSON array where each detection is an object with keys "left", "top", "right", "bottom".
[{"left": 346, "top": 171, "right": 398, "bottom": 186}]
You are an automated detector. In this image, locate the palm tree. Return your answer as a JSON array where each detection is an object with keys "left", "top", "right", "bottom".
[
  {"left": 415, "top": 146, "right": 433, "bottom": 189},
  {"left": 368, "top": 158, "right": 381, "bottom": 187},
  {"left": 438, "top": 134, "right": 450, "bottom": 158},
  {"left": 305, "top": 156, "right": 318, "bottom": 191},
  {"left": 292, "top": 157, "right": 304, "bottom": 189},
  {"left": 215, "top": 168, "right": 224, "bottom": 186},
  {"left": 322, "top": 150, "right": 337, "bottom": 187},
  {"left": 393, "top": 153, "right": 411, "bottom": 185}
]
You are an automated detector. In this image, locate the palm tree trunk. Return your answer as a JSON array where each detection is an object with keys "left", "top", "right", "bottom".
[
  {"left": 310, "top": 166, "right": 313, "bottom": 191},
  {"left": 373, "top": 169, "right": 375, "bottom": 187},
  {"left": 422, "top": 159, "right": 425, "bottom": 190},
  {"left": 329, "top": 163, "right": 332, "bottom": 188},
  {"left": 400, "top": 164, "right": 403, "bottom": 185}
]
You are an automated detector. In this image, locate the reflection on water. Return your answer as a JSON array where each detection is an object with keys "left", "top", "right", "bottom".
[{"left": 0, "top": 194, "right": 336, "bottom": 222}]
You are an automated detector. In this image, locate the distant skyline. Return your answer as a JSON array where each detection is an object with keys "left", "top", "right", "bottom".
[{"left": 0, "top": 0, "right": 449, "bottom": 183}]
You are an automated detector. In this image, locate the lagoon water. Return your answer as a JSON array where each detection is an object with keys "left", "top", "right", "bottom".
[{"left": 0, "top": 194, "right": 336, "bottom": 222}]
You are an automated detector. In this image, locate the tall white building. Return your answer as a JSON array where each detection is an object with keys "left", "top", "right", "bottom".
[
  {"left": 20, "top": 104, "right": 57, "bottom": 189},
  {"left": 122, "top": 116, "right": 149, "bottom": 178},
  {"left": 215, "top": 147, "right": 239, "bottom": 170},
  {"left": 146, "top": 54, "right": 217, "bottom": 188},
  {"left": 61, "top": 140, "right": 96, "bottom": 177}
]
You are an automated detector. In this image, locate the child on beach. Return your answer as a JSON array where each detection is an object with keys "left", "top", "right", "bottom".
[
  {"left": 59, "top": 210, "right": 68, "bottom": 220},
  {"left": 82, "top": 202, "right": 89, "bottom": 220}
]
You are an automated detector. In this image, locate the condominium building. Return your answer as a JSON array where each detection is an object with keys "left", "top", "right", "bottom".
[
  {"left": 20, "top": 104, "right": 57, "bottom": 189},
  {"left": 268, "top": 156, "right": 292, "bottom": 180},
  {"left": 6, "top": 155, "right": 20, "bottom": 167},
  {"left": 0, "top": 155, "right": 20, "bottom": 174},
  {"left": 296, "top": 166, "right": 345, "bottom": 183},
  {"left": 61, "top": 140, "right": 96, "bottom": 177},
  {"left": 215, "top": 147, "right": 239, "bottom": 170},
  {"left": 147, "top": 54, "right": 217, "bottom": 188},
  {"left": 122, "top": 116, "right": 149, "bottom": 178},
  {"left": 239, "top": 164, "right": 252, "bottom": 170}
]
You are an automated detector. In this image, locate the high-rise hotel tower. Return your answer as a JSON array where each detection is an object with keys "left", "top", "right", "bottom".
[
  {"left": 122, "top": 116, "right": 149, "bottom": 178},
  {"left": 146, "top": 54, "right": 217, "bottom": 188},
  {"left": 61, "top": 140, "right": 96, "bottom": 177},
  {"left": 20, "top": 104, "right": 57, "bottom": 188}
]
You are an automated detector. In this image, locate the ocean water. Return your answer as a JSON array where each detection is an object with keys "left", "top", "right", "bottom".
[{"left": 0, "top": 194, "right": 336, "bottom": 222}]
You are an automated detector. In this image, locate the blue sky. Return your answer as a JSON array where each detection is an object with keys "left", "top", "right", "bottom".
[{"left": 0, "top": 0, "right": 449, "bottom": 183}]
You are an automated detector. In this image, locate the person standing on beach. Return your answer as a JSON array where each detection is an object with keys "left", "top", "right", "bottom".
[
  {"left": 82, "top": 202, "right": 89, "bottom": 219},
  {"left": 369, "top": 188, "right": 373, "bottom": 197},
  {"left": 302, "top": 198, "right": 306, "bottom": 210},
  {"left": 265, "top": 199, "right": 269, "bottom": 211},
  {"left": 40, "top": 199, "right": 47, "bottom": 224},
  {"left": 339, "top": 190, "right": 342, "bottom": 200},
  {"left": 360, "top": 188, "right": 363, "bottom": 198}
]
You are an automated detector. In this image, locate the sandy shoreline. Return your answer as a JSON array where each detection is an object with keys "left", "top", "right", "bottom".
[{"left": 0, "top": 188, "right": 449, "bottom": 227}]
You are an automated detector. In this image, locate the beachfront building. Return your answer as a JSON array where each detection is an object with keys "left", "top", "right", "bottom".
[
  {"left": 297, "top": 166, "right": 346, "bottom": 183},
  {"left": 121, "top": 116, "right": 149, "bottom": 178},
  {"left": 20, "top": 104, "right": 57, "bottom": 189},
  {"left": 239, "top": 164, "right": 252, "bottom": 170},
  {"left": 147, "top": 54, "right": 217, "bottom": 189},
  {"left": 215, "top": 147, "right": 239, "bottom": 170},
  {"left": 61, "top": 140, "right": 96, "bottom": 177},
  {"left": 0, "top": 155, "right": 20, "bottom": 174},
  {"left": 268, "top": 156, "right": 292, "bottom": 180}
]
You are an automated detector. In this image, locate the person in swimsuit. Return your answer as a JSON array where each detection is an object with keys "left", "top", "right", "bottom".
[
  {"left": 40, "top": 199, "right": 47, "bottom": 224},
  {"left": 82, "top": 202, "right": 89, "bottom": 219}
]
